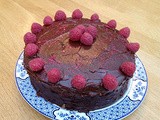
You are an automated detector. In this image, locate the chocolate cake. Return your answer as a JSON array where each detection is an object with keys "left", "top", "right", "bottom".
[{"left": 23, "top": 9, "right": 140, "bottom": 112}]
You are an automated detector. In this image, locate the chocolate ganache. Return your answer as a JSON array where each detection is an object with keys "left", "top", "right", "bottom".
[{"left": 23, "top": 9, "right": 140, "bottom": 112}]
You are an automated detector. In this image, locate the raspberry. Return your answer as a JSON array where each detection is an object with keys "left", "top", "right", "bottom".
[
  {"left": 54, "top": 10, "right": 66, "bottom": 21},
  {"left": 29, "top": 58, "right": 44, "bottom": 72},
  {"left": 31, "top": 23, "right": 42, "bottom": 34},
  {"left": 85, "top": 25, "right": 97, "bottom": 39},
  {"left": 126, "top": 42, "right": 140, "bottom": 53},
  {"left": 76, "top": 24, "right": 85, "bottom": 33},
  {"left": 102, "top": 74, "right": 118, "bottom": 90},
  {"left": 80, "top": 32, "right": 93, "bottom": 45},
  {"left": 120, "top": 62, "right": 136, "bottom": 76},
  {"left": 24, "top": 32, "right": 36, "bottom": 44},
  {"left": 71, "top": 75, "right": 86, "bottom": 90},
  {"left": 106, "top": 20, "right": 117, "bottom": 29},
  {"left": 24, "top": 43, "right": 38, "bottom": 57},
  {"left": 43, "top": 16, "right": 53, "bottom": 26},
  {"left": 47, "top": 68, "right": 61, "bottom": 83},
  {"left": 69, "top": 28, "right": 83, "bottom": 41},
  {"left": 119, "top": 27, "right": 130, "bottom": 38},
  {"left": 91, "top": 13, "right": 99, "bottom": 21},
  {"left": 72, "top": 9, "right": 83, "bottom": 19}
]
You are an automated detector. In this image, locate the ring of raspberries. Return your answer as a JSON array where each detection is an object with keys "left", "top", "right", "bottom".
[{"left": 24, "top": 9, "right": 139, "bottom": 91}]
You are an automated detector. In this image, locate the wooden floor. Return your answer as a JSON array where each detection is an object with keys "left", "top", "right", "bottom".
[{"left": 0, "top": 0, "right": 160, "bottom": 119}]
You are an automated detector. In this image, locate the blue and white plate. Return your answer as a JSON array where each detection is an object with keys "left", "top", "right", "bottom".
[{"left": 15, "top": 52, "right": 148, "bottom": 120}]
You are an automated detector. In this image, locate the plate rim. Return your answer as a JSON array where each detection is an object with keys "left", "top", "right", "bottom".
[{"left": 15, "top": 52, "right": 148, "bottom": 120}]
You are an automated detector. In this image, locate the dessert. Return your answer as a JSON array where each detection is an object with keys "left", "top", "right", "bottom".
[{"left": 23, "top": 9, "right": 140, "bottom": 112}]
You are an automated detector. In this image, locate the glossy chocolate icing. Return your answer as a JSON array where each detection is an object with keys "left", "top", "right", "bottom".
[{"left": 24, "top": 18, "right": 135, "bottom": 112}]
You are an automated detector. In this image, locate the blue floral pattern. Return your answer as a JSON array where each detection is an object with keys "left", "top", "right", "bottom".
[
  {"left": 15, "top": 52, "right": 148, "bottom": 120},
  {"left": 53, "top": 109, "right": 90, "bottom": 120},
  {"left": 128, "top": 79, "right": 147, "bottom": 101},
  {"left": 16, "top": 53, "right": 28, "bottom": 79}
]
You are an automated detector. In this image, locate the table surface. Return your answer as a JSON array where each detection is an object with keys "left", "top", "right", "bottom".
[{"left": 0, "top": 0, "right": 160, "bottom": 120}]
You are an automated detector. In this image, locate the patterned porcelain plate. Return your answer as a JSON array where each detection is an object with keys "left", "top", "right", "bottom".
[{"left": 15, "top": 52, "right": 148, "bottom": 120}]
